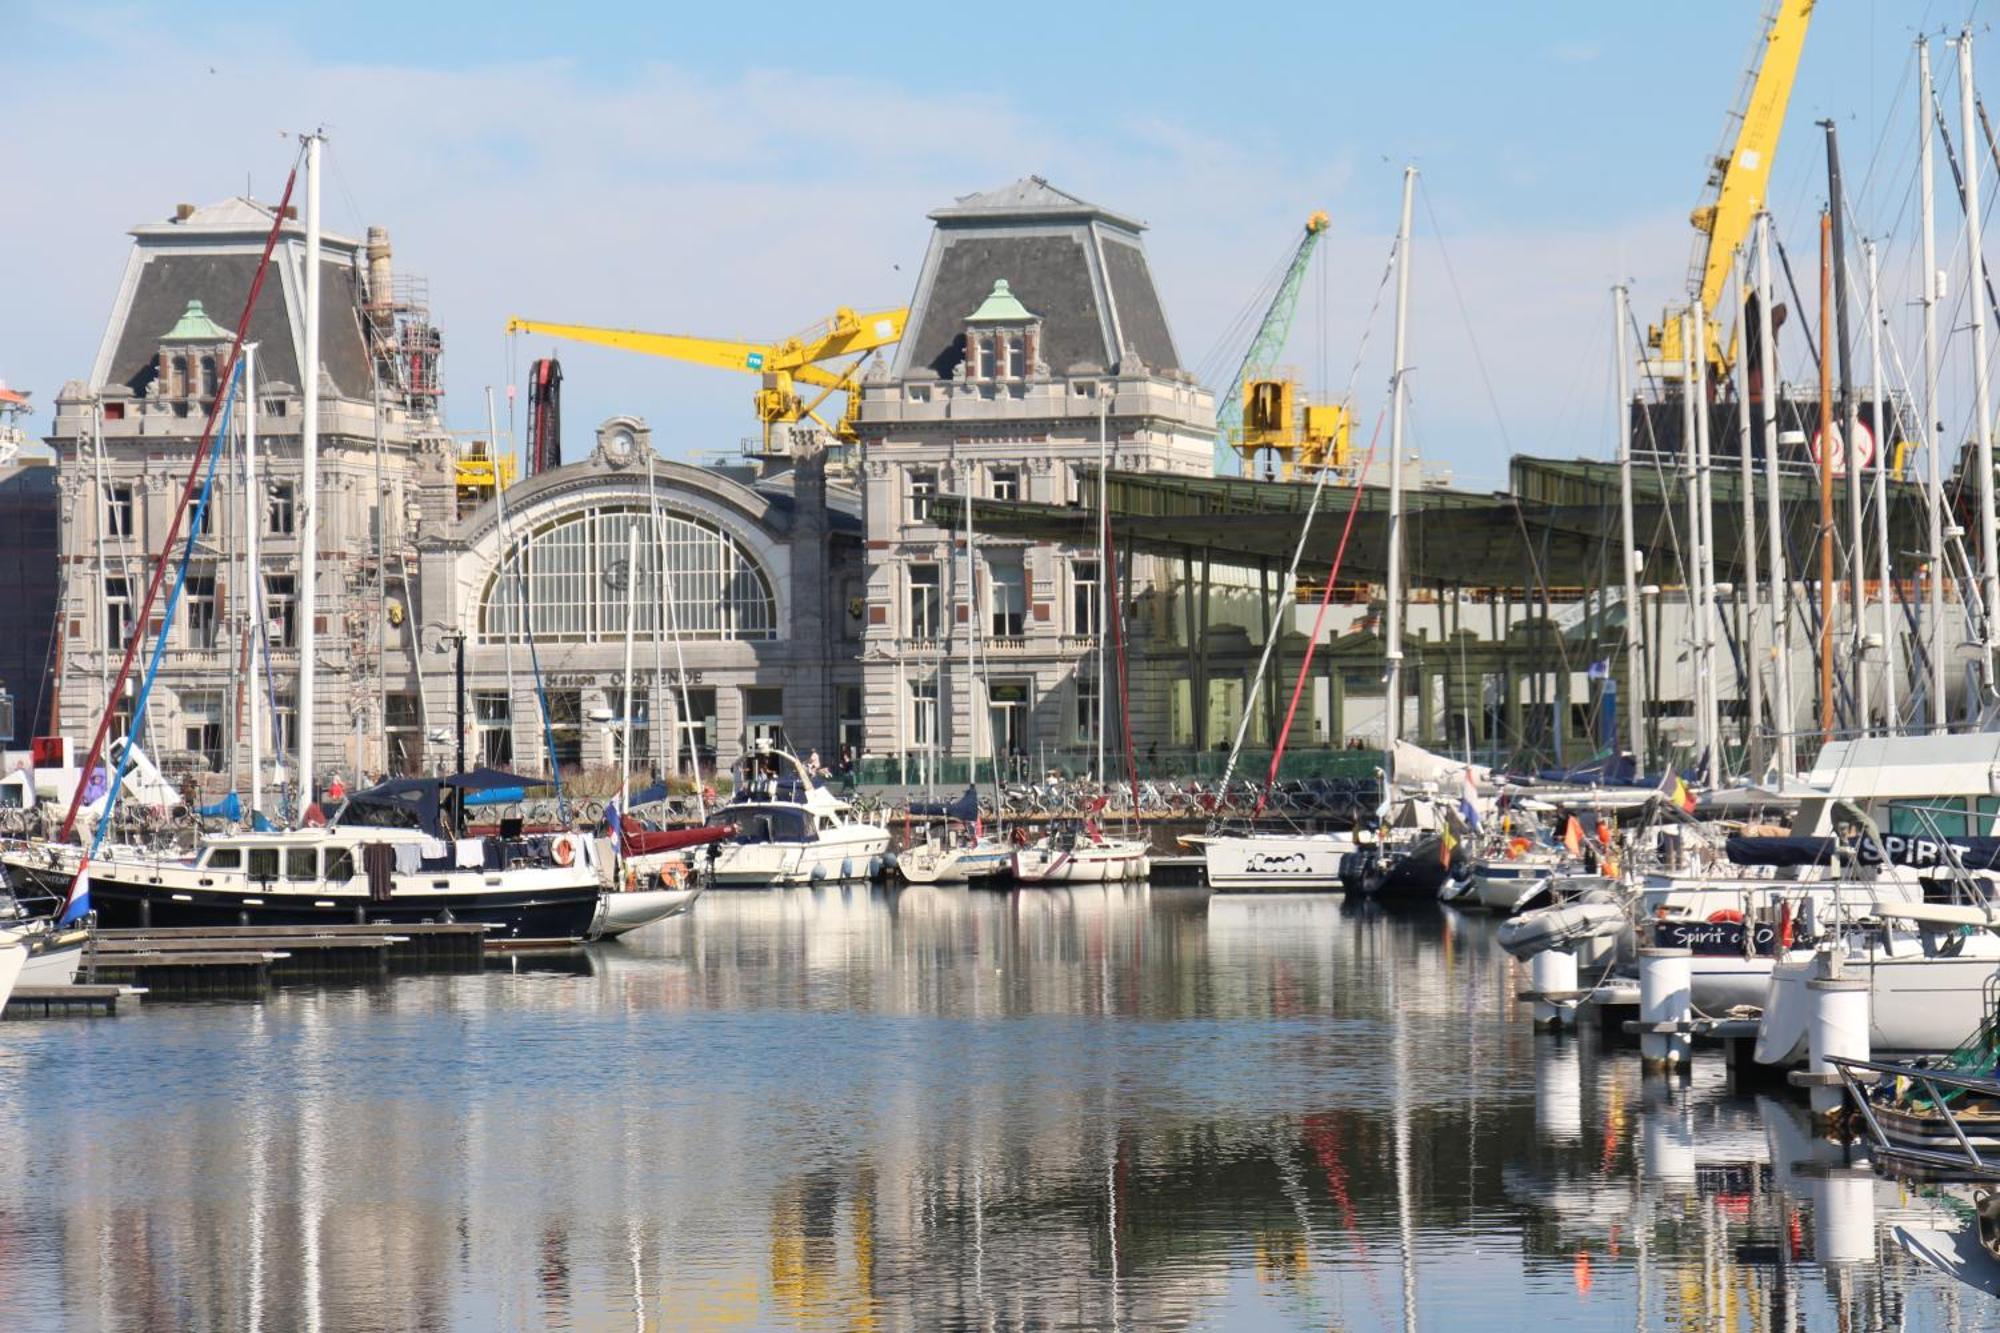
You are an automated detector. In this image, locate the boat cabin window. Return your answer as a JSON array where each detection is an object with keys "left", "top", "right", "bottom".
[
  {"left": 324, "top": 849, "right": 354, "bottom": 882},
  {"left": 205, "top": 847, "right": 242, "bottom": 870},
  {"left": 717, "top": 805, "right": 813, "bottom": 843},
  {"left": 247, "top": 848, "right": 279, "bottom": 880},
  {"left": 286, "top": 848, "right": 318, "bottom": 880}
]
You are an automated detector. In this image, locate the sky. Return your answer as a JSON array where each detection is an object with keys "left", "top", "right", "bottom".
[{"left": 0, "top": 2, "right": 1984, "bottom": 490}]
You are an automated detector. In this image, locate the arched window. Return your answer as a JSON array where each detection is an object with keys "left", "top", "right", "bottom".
[{"left": 479, "top": 503, "right": 778, "bottom": 644}]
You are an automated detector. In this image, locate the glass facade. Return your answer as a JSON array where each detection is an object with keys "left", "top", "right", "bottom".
[{"left": 479, "top": 504, "right": 777, "bottom": 645}]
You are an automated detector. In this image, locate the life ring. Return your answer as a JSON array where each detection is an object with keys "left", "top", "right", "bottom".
[
  {"left": 1706, "top": 908, "right": 1744, "bottom": 924},
  {"left": 1012, "top": 826, "right": 1031, "bottom": 848},
  {"left": 662, "top": 861, "right": 688, "bottom": 890},
  {"left": 552, "top": 835, "right": 577, "bottom": 867},
  {"left": 1507, "top": 837, "right": 1531, "bottom": 859}
]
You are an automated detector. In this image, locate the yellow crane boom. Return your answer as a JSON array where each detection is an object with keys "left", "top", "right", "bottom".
[
  {"left": 1651, "top": 0, "right": 1815, "bottom": 376},
  {"left": 506, "top": 305, "right": 909, "bottom": 450}
]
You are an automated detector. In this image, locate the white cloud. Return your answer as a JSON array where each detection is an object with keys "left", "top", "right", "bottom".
[{"left": 0, "top": 19, "right": 1695, "bottom": 481}]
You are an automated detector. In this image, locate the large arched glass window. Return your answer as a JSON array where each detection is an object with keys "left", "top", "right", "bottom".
[{"left": 479, "top": 503, "right": 777, "bottom": 643}]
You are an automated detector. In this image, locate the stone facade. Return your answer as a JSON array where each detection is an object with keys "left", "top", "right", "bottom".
[{"left": 851, "top": 178, "right": 1215, "bottom": 778}]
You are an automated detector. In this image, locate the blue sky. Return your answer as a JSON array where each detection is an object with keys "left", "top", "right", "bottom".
[{"left": 3, "top": 2, "right": 1983, "bottom": 487}]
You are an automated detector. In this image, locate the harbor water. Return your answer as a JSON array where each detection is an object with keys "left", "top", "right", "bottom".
[{"left": 0, "top": 887, "right": 1980, "bottom": 1330}]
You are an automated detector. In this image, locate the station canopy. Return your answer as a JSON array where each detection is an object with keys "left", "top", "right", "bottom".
[{"left": 935, "top": 456, "right": 1935, "bottom": 592}]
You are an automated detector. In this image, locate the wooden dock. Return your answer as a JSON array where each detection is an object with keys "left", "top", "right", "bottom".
[{"left": 4, "top": 984, "right": 144, "bottom": 1019}]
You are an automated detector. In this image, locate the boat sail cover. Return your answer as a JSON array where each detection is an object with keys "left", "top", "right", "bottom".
[
  {"left": 908, "top": 786, "right": 981, "bottom": 822},
  {"left": 1726, "top": 834, "right": 2000, "bottom": 872}
]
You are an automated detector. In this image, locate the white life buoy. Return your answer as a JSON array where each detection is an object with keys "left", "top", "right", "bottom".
[{"left": 552, "top": 835, "right": 577, "bottom": 867}]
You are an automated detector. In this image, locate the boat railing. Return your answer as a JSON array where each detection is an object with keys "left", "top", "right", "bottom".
[{"left": 1826, "top": 1053, "right": 2000, "bottom": 1181}]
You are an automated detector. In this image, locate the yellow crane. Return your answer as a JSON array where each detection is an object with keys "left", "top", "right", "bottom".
[
  {"left": 505, "top": 306, "right": 908, "bottom": 453},
  {"left": 1649, "top": 0, "right": 1815, "bottom": 378}
]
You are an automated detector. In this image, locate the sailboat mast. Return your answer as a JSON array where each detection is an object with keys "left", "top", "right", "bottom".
[
  {"left": 1383, "top": 165, "right": 1415, "bottom": 772},
  {"left": 1680, "top": 313, "right": 1706, "bottom": 771},
  {"left": 1817, "top": 210, "right": 1836, "bottom": 744},
  {"left": 1920, "top": 37, "right": 1947, "bottom": 731},
  {"left": 1757, "top": 214, "right": 1795, "bottom": 776},
  {"left": 1960, "top": 33, "right": 2000, "bottom": 686},
  {"left": 298, "top": 131, "right": 321, "bottom": 801},
  {"left": 1733, "top": 255, "right": 1764, "bottom": 774},
  {"left": 1614, "top": 285, "right": 1645, "bottom": 774},
  {"left": 618, "top": 520, "right": 639, "bottom": 814},
  {"left": 962, "top": 452, "right": 977, "bottom": 784},
  {"left": 1867, "top": 241, "right": 1896, "bottom": 731},
  {"left": 1825, "top": 120, "right": 1866, "bottom": 731},
  {"left": 1096, "top": 395, "right": 1108, "bottom": 787},
  {"left": 1692, "top": 299, "right": 1721, "bottom": 786},
  {"left": 245, "top": 344, "right": 264, "bottom": 820}
]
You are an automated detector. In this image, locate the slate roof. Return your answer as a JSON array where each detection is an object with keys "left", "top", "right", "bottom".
[{"left": 891, "top": 177, "right": 1180, "bottom": 381}]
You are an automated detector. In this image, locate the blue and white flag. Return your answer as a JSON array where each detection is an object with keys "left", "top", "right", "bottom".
[
  {"left": 605, "top": 798, "right": 622, "bottom": 845},
  {"left": 1458, "top": 768, "right": 1482, "bottom": 831}
]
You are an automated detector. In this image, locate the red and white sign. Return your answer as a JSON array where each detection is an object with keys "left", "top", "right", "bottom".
[{"left": 1809, "top": 420, "right": 1875, "bottom": 477}]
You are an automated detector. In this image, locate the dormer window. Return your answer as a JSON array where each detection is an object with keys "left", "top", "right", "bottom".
[
  {"left": 963, "top": 279, "right": 1041, "bottom": 384},
  {"left": 156, "top": 299, "right": 231, "bottom": 402}
]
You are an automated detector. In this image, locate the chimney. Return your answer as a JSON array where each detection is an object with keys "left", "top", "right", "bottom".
[{"left": 174, "top": 203, "right": 195, "bottom": 222}]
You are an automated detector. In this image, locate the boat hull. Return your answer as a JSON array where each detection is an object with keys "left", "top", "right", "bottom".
[
  {"left": 708, "top": 837, "right": 889, "bottom": 887},
  {"left": 1013, "top": 841, "right": 1149, "bottom": 883},
  {"left": 8, "top": 862, "right": 597, "bottom": 940},
  {"left": 1196, "top": 833, "right": 1354, "bottom": 891},
  {"left": 591, "top": 886, "right": 702, "bottom": 939}
]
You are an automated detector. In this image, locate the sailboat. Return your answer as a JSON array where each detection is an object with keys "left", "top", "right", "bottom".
[
  {"left": 1195, "top": 166, "right": 1421, "bottom": 892},
  {"left": 900, "top": 459, "right": 1015, "bottom": 885},
  {"left": 1013, "top": 400, "right": 1149, "bottom": 884}
]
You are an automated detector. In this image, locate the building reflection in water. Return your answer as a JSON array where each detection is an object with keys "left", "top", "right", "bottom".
[{"left": 0, "top": 885, "right": 1977, "bottom": 1329}]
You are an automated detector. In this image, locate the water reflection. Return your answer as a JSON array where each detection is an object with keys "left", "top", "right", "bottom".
[{"left": 0, "top": 887, "right": 1982, "bottom": 1329}]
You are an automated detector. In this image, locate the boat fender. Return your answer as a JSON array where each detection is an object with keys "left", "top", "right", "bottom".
[
  {"left": 1012, "top": 826, "right": 1031, "bottom": 848},
  {"left": 1706, "top": 908, "right": 1744, "bottom": 925},
  {"left": 553, "top": 835, "right": 578, "bottom": 867},
  {"left": 625, "top": 868, "right": 638, "bottom": 893},
  {"left": 1777, "top": 900, "right": 1794, "bottom": 949}
]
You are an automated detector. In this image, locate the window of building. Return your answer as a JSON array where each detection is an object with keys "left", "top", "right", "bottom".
[
  {"left": 105, "top": 577, "right": 132, "bottom": 648},
  {"left": 989, "top": 556, "right": 1026, "bottom": 637},
  {"left": 1077, "top": 672, "right": 1100, "bottom": 744},
  {"left": 911, "top": 679, "right": 939, "bottom": 750},
  {"left": 1072, "top": 560, "right": 1100, "bottom": 636},
  {"left": 478, "top": 503, "right": 776, "bottom": 645},
  {"left": 271, "top": 694, "right": 296, "bottom": 762},
  {"left": 1005, "top": 337, "right": 1026, "bottom": 379},
  {"left": 908, "top": 469, "right": 938, "bottom": 525},
  {"left": 267, "top": 482, "right": 296, "bottom": 536},
  {"left": 474, "top": 691, "right": 512, "bottom": 767},
  {"left": 200, "top": 355, "right": 219, "bottom": 398},
  {"left": 105, "top": 484, "right": 135, "bottom": 539},
  {"left": 614, "top": 698, "right": 651, "bottom": 770},
  {"left": 680, "top": 687, "right": 717, "bottom": 768},
  {"left": 839, "top": 686, "right": 864, "bottom": 759},
  {"left": 385, "top": 692, "right": 422, "bottom": 776},
  {"left": 974, "top": 337, "right": 995, "bottom": 380},
  {"left": 989, "top": 679, "right": 1030, "bottom": 762},
  {"left": 991, "top": 468, "right": 1020, "bottom": 502},
  {"left": 184, "top": 573, "right": 218, "bottom": 649},
  {"left": 908, "top": 564, "right": 941, "bottom": 639},
  {"left": 546, "top": 689, "right": 583, "bottom": 771},
  {"left": 265, "top": 574, "right": 296, "bottom": 648},
  {"left": 181, "top": 690, "right": 223, "bottom": 772},
  {"left": 743, "top": 687, "right": 783, "bottom": 750}
]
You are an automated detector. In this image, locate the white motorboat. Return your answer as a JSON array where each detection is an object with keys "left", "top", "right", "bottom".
[
  {"left": 1192, "top": 831, "right": 1355, "bottom": 891},
  {"left": 1755, "top": 906, "right": 2000, "bottom": 1064},
  {"left": 1468, "top": 857, "right": 1559, "bottom": 913},
  {"left": 1013, "top": 824, "right": 1149, "bottom": 883},
  {"left": 706, "top": 748, "right": 891, "bottom": 887},
  {"left": 591, "top": 883, "right": 702, "bottom": 939},
  {"left": 0, "top": 929, "right": 25, "bottom": 1010}
]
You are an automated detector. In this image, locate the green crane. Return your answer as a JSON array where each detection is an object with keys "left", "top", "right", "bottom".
[{"left": 1213, "top": 210, "right": 1331, "bottom": 475}]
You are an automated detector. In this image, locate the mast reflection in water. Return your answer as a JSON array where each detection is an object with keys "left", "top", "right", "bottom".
[{"left": 0, "top": 886, "right": 1979, "bottom": 1329}]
